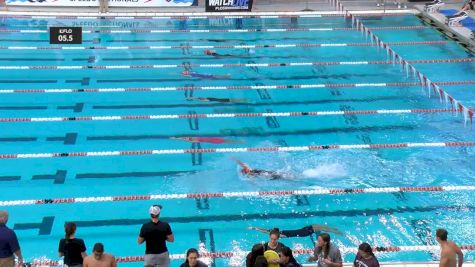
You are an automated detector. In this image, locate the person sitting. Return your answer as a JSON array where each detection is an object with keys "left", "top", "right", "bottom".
[
  {"left": 279, "top": 246, "right": 301, "bottom": 267},
  {"left": 459, "top": 0, "right": 475, "bottom": 13},
  {"left": 180, "top": 248, "right": 208, "bottom": 267},
  {"left": 353, "top": 243, "right": 380, "bottom": 267},
  {"left": 248, "top": 225, "right": 343, "bottom": 238},
  {"left": 181, "top": 70, "right": 231, "bottom": 80}
]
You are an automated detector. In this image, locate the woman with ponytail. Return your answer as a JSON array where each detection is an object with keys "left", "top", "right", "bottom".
[{"left": 58, "top": 222, "right": 87, "bottom": 267}]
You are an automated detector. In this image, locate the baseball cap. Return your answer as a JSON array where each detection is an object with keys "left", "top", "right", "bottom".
[{"left": 149, "top": 205, "right": 162, "bottom": 216}]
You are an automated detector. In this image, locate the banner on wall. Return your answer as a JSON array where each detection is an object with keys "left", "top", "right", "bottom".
[
  {"left": 205, "top": 0, "right": 253, "bottom": 12},
  {"left": 6, "top": 0, "right": 197, "bottom": 7}
]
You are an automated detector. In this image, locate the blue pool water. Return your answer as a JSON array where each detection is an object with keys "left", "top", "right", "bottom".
[{"left": 0, "top": 13, "right": 474, "bottom": 266}]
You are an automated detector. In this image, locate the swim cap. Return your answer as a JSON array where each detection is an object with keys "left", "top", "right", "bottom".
[
  {"left": 204, "top": 49, "right": 211, "bottom": 54},
  {"left": 149, "top": 205, "right": 162, "bottom": 215},
  {"left": 182, "top": 70, "right": 190, "bottom": 75}
]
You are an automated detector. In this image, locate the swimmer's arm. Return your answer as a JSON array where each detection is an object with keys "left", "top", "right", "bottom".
[
  {"left": 312, "top": 224, "right": 343, "bottom": 235},
  {"left": 231, "top": 158, "right": 248, "bottom": 169},
  {"left": 247, "top": 226, "right": 270, "bottom": 234}
]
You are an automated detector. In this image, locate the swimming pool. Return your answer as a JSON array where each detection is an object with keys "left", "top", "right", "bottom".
[{"left": 0, "top": 13, "right": 474, "bottom": 266}]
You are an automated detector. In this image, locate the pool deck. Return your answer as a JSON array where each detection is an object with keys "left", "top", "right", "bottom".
[{"left": 302, "top": 263, "right": 475, "bottom": 267}]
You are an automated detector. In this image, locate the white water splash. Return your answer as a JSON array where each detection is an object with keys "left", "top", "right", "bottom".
[
  {"left": 302, "top": 163, "right": 348, "bottom": 178},
  {"left": 228, "top": 241, "right": 246, "bottom": 267},
  {"left": 199, "top": 242, "right": 214, "bottom": 266}
]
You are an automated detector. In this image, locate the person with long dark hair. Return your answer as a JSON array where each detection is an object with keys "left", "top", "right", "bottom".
[
  {"left": 246, "top": 243, "right": 265, "bottom": 267},
  {"left": 308, "top": 233, "right": 342, "bottom": 267},
  {"left": 279, "top": 246, "right": 301, "bottom": 267},
  {"left": 179, "top": 248, "right": 208, "bottom": 267},
  {"left": 353, "top": 243, "right": 380, "bottom": 267},
  {"left": 58, "top": 222, "right": 87, "bottom": 267}
]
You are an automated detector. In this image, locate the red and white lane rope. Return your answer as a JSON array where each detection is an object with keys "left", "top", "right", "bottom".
[
  {"left": 28, "top": 245, "right": 475, "bottom": 266},
  {"left": 0, "top": 58, "right": 472, "bottom": 70},
  {"left": 0, "top": 41, "right": 449, "bottom": 51},
  {"left": 347, "top": 14, "right": 474, "bottom": 126},
  {"left": 0, "top": 108, "right": 467, "bottom": 123},
  {"left": 0, "top": 25, "right": 428, "bottom": 34},
  {"left": 0, "top": 141, "right": 474, "bottom": 160},
  {"left": 1, "top": 80, "right": 475, "bottom": 94},
  {"left": 1, "top": 185, "right": 474, "bottom": 206}
]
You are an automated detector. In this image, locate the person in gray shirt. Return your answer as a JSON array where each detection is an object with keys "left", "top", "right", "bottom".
[{"left": 308, "top": 233, "right": 342, "bottom": 267}]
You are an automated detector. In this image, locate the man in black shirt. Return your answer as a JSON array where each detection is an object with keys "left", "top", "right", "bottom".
[{"left": 138, "top": 205, "right": 174, "bottom": 267}]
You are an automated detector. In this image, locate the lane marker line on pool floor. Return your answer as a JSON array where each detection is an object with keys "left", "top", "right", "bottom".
[
  {"left": 0, "top": 41, "right": 449, "bottom": 50},
  {"left": 0, "top": 141, "right": 474, "bottom": 160},
  {"left": 0, "top": 58, "right": 472, "bottom": 70},
  {"left": 1, "top": 80, "right": 474, "bottom": 94},
  {"left": 0, "top": 25, "right": 429, "bottom": 34},
  {"left": 0, "top": 108, "right": 469, "bottom": 123},
  {"left": 1, "top": 185, "right": 475, "bottom": 206}
]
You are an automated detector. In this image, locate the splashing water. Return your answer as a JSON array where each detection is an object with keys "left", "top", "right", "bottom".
[{"left": 301, "top": 163, "right": 348, "bottom": 179}]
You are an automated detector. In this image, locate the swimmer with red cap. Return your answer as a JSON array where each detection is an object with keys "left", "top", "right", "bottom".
[
  {"left": 170, "top": 136, "right": 243, "bottom": 144},
  {"left": 181, "top": 70, "right": 231, "bottom": 80}
]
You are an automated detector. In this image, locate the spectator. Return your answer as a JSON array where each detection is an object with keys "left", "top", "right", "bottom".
[
  {"left": 459, "top": 0, "right": 474, "bottom": 13},
  {"left": 179, "top": 248, "right": 207, "bottom": 267},
  {"left": 353, "top": 243, "right": 379, "bottom": 267},
  {"left": 0, "top": 211, "right": 23, "bottom": 267},
  {"left": 264, "top": 228, "right": 286, "bottom": 254},
  {"left": 279, "top": 246, "right": 301, "bottom": 267},
  {"left": 246, "top": 243, "right": 265, "bottom": 267},
  {"left": 99, "top": 0, "right": 108, "bottom": 13},
  {"left": 0, "top": 0, "right": 6, "bottom": 11},
  {"left": 308, "top": 233, "right": 342, "bottom": 267},
  {"left": 254, "top": 255, "right": 268, "bottom": 267},
  {"left": 83, "top": 243, "right": 116, "bottom": 267},
  {"left": 436, "top": 228, "right": 463, "bottom": 267},
  {"left": 58, "top": 222, "right": 87, "bottom": 267},
  {"left": 138, "top": 205, "right": 174, "bottom": 267}
]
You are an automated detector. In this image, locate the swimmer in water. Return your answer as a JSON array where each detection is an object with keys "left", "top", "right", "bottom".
[
  {"left": 181, "top": 70, "right": 231, "bottom": 80},
  {"left": 186, "top": 97, "right": 248, "bottom": 103},
  {"left": 204, "top": 49, "right": 234, "bottom": 58},
  {"left": 248, "top": 225, "right": 343, "bottom": 238},
  {"left": 232, "top": 158, "right": 285, "bottom": 180},
  {"left": 170, "top": 136, "right": 244, "bottom": 144}
]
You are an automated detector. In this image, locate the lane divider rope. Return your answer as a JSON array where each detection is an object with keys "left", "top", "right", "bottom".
[
  {"left": 0, "top": 13, "right": 407, "bottom": 20},
  {"left": 1, "top": 185, "right": 475, "bottom": 206},
  {"left": 0, "top": 108, "right": 467, "bottom": 123},
  {"left": 0, "top": 141, "right": 474, "bottom": 160},
  {"left": 348, "top": 12, "right": 474, "bottom": 125},
  {"left": 0, "top": 41, "right": 449, "bottom": 50},
  {"left": 28, "top": 245, "right": 475, "bottom": 266},
  {"left": 1, "top": 80, "right": 474, "bottom": 94},
  {"left": 0, "top": 58, "right": 472, "bottom": 70},
  {"left": 0, "top": 25, "right": 429, "bottom": 34}
]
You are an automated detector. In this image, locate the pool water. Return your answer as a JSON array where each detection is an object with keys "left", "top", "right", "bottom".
[{"left": 0, "top": 13, "right": 474, "bottom": 266}]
